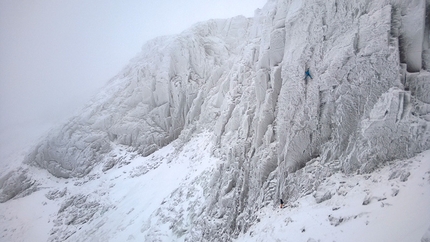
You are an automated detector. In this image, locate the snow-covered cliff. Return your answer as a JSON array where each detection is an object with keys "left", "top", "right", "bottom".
[{"left": 1, "top": 0, "right": 430, "bottom": 241}]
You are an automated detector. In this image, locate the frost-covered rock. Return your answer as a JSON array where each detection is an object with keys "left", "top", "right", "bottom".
[
  {"left": 314, "top": 190, "right": 332, "bottom": 204},
  {"left": 24, "top": 16, "right": 251, "bottom": 178},
  {"left": 13, "top": 0, "right": 430, "bottom": 240},
  {"left": 49, "top": 194, "right": 111, "bottom": 242},
  {"left": 0, "top": 169, "right": 35, "bottom": 203},
  {"left": 46, "top": 188, "right": 68, "bottom": 200}
]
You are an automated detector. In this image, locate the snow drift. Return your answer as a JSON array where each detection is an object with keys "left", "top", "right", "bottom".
[{"left": 1, "top": 0, "right": 430, "bottom": 241}]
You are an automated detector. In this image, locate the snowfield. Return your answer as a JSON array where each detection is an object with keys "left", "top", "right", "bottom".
[
  {"left": 237, "top": 150, "right": 430, "bottom": 242},
  {"left": 0, "top": 133, "right": 430, "bottom": 242},
  {"left": 1, "top": 0, "right": 430, "bottom": 241},
  {"left": 1, "top": 132, "right": 218, "bottom": 242},
  {"left": 1, "top": 134, "right": 429, "bottom": 241}
]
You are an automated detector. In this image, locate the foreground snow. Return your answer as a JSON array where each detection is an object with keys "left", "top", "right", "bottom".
[
  {"left": 1, "top": 133, "right": 429, "bottom": 241},
  {"left": 0, "top": 132, "right": 218, "bottom": 242},
  {"left": 236, "top": 150, "right": 430, "bottom": 242}
]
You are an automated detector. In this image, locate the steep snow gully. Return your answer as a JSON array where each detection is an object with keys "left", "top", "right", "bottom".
[{"left": 1, "top": 0, "right": 430, "bottom": 241}]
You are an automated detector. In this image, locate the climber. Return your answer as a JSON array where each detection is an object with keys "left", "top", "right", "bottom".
[
  {"left": 280, "top": 198, "right": 284, "bottom": 209},
  {"left": 305, "top": 68, "right": 313, "bottom": 80}
]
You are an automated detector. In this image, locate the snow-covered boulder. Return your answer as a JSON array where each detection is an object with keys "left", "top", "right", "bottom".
[{"left": 0, "top": 169, "right": 35, "bottom": 202}]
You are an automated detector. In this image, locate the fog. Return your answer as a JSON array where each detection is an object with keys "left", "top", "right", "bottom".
[{"left": 0, "top": 0, "right": 266, "bottom": 162}]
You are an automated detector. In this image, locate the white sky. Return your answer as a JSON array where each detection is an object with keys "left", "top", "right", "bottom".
[{"left": 0, "top": 0, "right": 266, "bottom": 160}]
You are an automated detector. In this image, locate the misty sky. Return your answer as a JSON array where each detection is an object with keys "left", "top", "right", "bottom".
[{"left": 0, "top": 0, "right": 266, "bottom": 160}]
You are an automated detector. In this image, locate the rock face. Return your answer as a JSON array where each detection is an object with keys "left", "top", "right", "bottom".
[
  {"left": 22, "top": 16, "right": 251, "bottom": 178},
  {"left": 3, "top": 0, "right": 430, "bottom": 240},
  {"left": 0, "top": 169, "right": 35, "bottom": 203}
]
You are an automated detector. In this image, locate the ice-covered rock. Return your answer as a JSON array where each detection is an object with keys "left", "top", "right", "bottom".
[
  {"left": 395, "top": 0, "right": 426, "bottom": 72},
  {"left": 7, "top": 0, "right": 430, "bottom": 241},
  {"left": 46, "top": 188, "right": 68, "bottom": 200},
  {"left": 23, "top": 16, "right": 251, "bottom": 178},
  {"left": 0, "top": 169, "right": 35, "bottom": 203},
  {"left": 49, "top": 194, "right": 111, "bottom": 242},
  {"left": 314, "top": 190, "right": 332, "bottom": 204}
]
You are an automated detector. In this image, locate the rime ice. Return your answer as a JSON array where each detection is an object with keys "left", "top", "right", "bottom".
[{"left": 1, "top": 0, "right": 430, "bottom": 241}]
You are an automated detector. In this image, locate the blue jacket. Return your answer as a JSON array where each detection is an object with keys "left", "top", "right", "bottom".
[{"left": 305, "top": 69, "right": 312, "bottom": 79}]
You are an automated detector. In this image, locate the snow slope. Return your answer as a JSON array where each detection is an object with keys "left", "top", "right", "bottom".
[
  {"left": 1, "top": 0, "right": 430, "bottom": 241},
  {"left": 236, "top": 150, "right": 430, "bottom": 242},
  {"left": 1, "top": 132, "right": 218, "bottom": 242}
]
